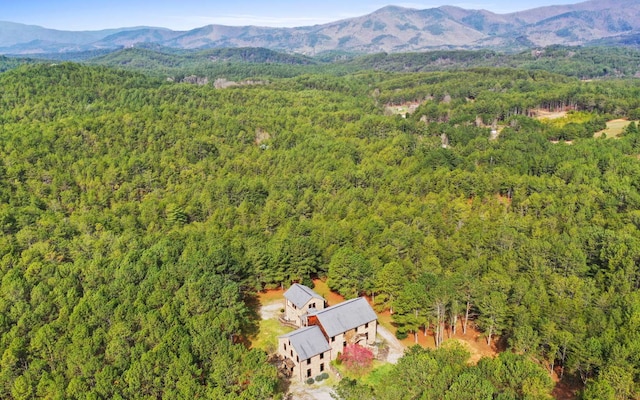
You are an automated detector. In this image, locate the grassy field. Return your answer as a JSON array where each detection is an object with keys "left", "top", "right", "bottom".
[
  {"left": 251, "top": 317, "right": 292, "bottom": 353},
  {"left": 539, "top": 111, "right": 594, "bottom": 127},
  {"left": 595, "top": 119, "right": 631, "bottom": 138}
]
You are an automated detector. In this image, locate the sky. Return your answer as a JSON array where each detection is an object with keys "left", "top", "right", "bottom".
[{"left": 2, "top": 0, "right": 585, "bottom": 31}]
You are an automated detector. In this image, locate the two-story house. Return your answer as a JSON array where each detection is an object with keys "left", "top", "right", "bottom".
[
  {"left": 306, "top": 297, "right": 377, "bottom": 359},
  {"left": 278, "top": 284, "right": 378, "bottom": 381}
]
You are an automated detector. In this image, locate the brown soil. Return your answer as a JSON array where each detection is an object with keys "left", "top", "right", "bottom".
[
  {"left": 257, "top": 286, "right": 284, "bottom": 302},
  {"left": 310, "top": 279, "right": 346, "bottom": 306},
  {"left": 255, "top": 128, "right": 271, "bottom": 144},
  {"left": 532, "top": 109, "right": 568, "bottom": 120},
  {"left": 376, "top": 310, "right": 498, "bottom": 364},
  {"left": 551, "top": 370, "right": 582, "bottom": 400}
]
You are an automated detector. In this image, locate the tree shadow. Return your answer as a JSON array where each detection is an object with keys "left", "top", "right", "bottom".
[
  {"left": 240, "top": 291, "right": 262, "bottom": 346},
  {"left": 552, "top": 370, "right": 582, "bottom": 400}
]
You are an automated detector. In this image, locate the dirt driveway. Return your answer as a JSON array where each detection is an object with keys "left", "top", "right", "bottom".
[
  {"left": 260, "top": 302, "right": 282, "bottom": 320},
  {"left": 376, "top": 324, "right": 405, "bottom": 364},
  {"left": 287, "top": 381, "right": 336, "bottom": 400}
]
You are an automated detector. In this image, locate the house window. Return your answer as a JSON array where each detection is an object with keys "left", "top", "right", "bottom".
[
  {"left": 320, "top": 352, "right": 324, "bottom": 360},
  {"left": 365, "top": 332, "right": 369, "bottom": 340},
  {"left": 284, "top": 344, "right": 287, "bottom": 351},
  {"left": 365, "top": 322, "right": 369, "bottom": 329},
  {"left": 310, "top": 302, "right": 315, "bottom": 308},
  {"left": 290, "top": 350, "right": 293, "bottom": 357},
  {"left": 307, "top": 369, "right": 312, "bottom": 378},
  {"left": 307, "top": 359, "right": 311, "bottom": 365},
  {"left": 320, "top": 363, "right": 325, "bottom": 372},
  {"left": 343, "top": 341, "right": 346, "bottom": 348},
  {"left": 296, "top": 356, "right": 299, "bottom": 362},
  {"left": 331, "top": 336, "right": 335, "bottom": 342}
]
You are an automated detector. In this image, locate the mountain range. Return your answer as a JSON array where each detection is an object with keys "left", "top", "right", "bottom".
[{"left": 2, "top": 0, "right": 640, "bottom": 55}]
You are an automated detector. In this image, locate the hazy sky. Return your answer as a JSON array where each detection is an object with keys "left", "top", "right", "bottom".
[{"left": 3, "top": 0, "right": 585, "bottom": 31}]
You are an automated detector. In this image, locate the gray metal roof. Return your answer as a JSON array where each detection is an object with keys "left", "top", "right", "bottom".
[
  {"left": 283, "top": 283, "right": 324, "bottom": 309},
  {"left": 279, "top": 326, "right": 331, "bottom": 361},
  {"left": 309, "top": 297, "right": 377, "bottom": 338}
]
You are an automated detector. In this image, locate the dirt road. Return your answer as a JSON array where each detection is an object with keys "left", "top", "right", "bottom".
[{"left": 376, "top": 325, "right": 405, "bottom": 363}]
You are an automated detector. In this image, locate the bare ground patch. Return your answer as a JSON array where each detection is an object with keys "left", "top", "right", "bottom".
[
  {"left": 286, "top": 379, "right": 336, "bottom": 400},
  {"left": 532, "top": 109, "right": 568, "bottom": 120},
  {"left": 384, "top": 101, "right": 421, "bottom": 116},
  {"left": 376, "top": 325, "right": 405, "bottom": 364}
]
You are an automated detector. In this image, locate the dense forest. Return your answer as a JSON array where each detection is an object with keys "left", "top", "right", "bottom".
[
  {"left": 1, "top": 56, "right": 640, "bottom": 399},
  {"left": 5, "top": 45, "right": 640, "bottom": 81}
]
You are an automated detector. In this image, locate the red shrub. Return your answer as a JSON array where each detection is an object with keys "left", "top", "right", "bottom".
[{"left": 339, "top": 344, "right": 374, "bottom": 372}]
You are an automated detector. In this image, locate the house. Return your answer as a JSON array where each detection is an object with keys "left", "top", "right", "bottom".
[
  {"left": 307, "top": 297, "right": 377, "bottom": 359},
  {"left": 283, "top": 283, "right": 326, "bottom": 327},
  {"left": 278, "top": 284, "right": 378, "bottom": 381},
  {"left": 278, "top": 326, "right": 331, "bottom": 381}
]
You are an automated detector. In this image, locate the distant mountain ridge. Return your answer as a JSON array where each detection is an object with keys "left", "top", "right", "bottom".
[{"left": 2, "top": 0, "right": 640, "bottom": 55}]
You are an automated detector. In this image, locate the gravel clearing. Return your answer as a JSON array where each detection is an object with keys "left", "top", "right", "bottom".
[
  {"left": 260, "top": 302, "right": 282, "bottom": 320},
  {"left": 377, "top": 325, "right": 405, "bottom": 364}
]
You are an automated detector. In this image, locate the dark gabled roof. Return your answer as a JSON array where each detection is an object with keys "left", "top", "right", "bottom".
[
  {"left": 279, "top": 326, "right": 331, "bottom": 361},
  {"left": 309, "top": 297, "right": 377, "bottom": 338},
  {"left": 283, "top": 283, "right": 324, "bottom": 309}
]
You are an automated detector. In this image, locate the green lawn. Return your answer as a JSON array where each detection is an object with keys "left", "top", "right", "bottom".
[
  {"left": 361, "top": 363, "right": 394, "bottom": 386},
  {"left": 252, "top": 317, "right": 293, "bottom": 353}
]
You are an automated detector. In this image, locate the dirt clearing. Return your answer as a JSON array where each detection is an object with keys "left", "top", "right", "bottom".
[{"left": 533, "top": 109, "right": 568, "bottom": 120}]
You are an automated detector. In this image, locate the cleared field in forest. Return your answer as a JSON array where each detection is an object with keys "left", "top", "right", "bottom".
[
  {"left": 533, "top": 109, "right": 568, "bottom": 120},
  {"left": 595, "top": 119, "right": 631, "bottom": 138}
]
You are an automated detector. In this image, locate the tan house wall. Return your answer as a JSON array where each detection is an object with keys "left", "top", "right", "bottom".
[
  {"left": 278, "top": 337, "right": 330, "bottom": 382},
  {"left": 326, "top": 320, "right": 377, "bottom": 361},
  {"left": 357, "top": 320, "right": 377, "bottom": 346},
  {"left": 297, "top": 351, "right": 329, "bottom": 381},
  {"left": 327, "top": 332, "right": 345, "bottom": 359}
]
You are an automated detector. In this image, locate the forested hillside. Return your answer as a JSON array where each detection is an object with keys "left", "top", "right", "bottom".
[
  {"left": 83, "top": 45, "right": 640, "bottom": 80},
  {"left": 5, "top": 45, "right": 640, "bottom": 82},
  {"left": 1, "top": 62, "right": 640, "bottom": 398},
  {"left": 347, "top": 46, "right": 640, "bottom": 78}
]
